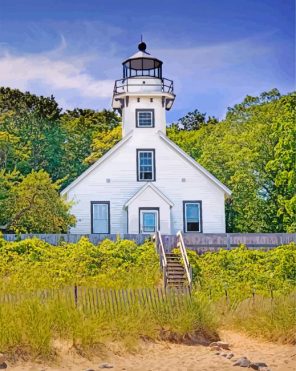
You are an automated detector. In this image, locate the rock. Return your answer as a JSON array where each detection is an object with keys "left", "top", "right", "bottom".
[
  {"left": 209, "top": 341, "right": 230, "bottom": 350},
  {"left": 0, "top": 363, "right": 7, "bottom": 370},
  {"left": 233, "top": 357, "right": 251, "bottom": 367},
  {"left": 99, "top": 364, "right": 114, "bottom": 369},
  {"left": 209, "top": 345, "right": 221, "bottom": 351},
  {"left": 221, "top": 353, "right": 228, "bottom": 357},
  {"left": 250, "top": 363, "right": 268, "bottom": 370},
  {"left": 85, "top": 369, "right": 95, "bottom": 371},
  {"left": 227, "top": 353, "right": 234, "bottom": 359},
  {"left": 215, "top": 352, "right": 220, "bottom": 355}
]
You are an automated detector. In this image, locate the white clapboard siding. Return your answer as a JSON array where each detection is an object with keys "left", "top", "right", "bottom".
[{"left": 64, "top": 129, "right": 227, "bottom": 234}]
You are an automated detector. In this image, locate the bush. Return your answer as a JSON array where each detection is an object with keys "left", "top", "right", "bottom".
[
  {"left": 0, "top": 237, "right": 161, "bottom": 292},
  {"left": 187, "top": 243, "right": 296, "bottom": 299}
]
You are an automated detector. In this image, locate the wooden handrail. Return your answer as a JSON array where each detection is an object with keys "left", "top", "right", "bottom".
[
  {"left": 176, "top": 231, "right": 192, "bottom": 287},
  {"left": 153, "top": 231, "right": 168, "bottom": 287}
]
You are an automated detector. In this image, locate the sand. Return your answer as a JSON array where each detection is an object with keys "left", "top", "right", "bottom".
[{"left": 7, "top": 331, "right": 296, "bottom": 371}]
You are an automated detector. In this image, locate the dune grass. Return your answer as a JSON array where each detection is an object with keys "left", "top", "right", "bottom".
[
  {"left": 0, "top": 291, "right": 218, "bottom": 358},
  {"left": 221, "top": 292, "right": 296, "bottom": 344}
]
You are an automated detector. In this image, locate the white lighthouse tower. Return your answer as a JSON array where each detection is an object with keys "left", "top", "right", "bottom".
[
  {"left": 112, "top": 41, "right": 175, "bottom": 136},
  {"left": 62, "top": 41, "right": 231, "bottom": 236}
]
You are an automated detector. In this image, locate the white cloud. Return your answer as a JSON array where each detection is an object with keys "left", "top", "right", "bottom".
[{"left": 0, "top": 42, "right": 114, "bottom": 99}]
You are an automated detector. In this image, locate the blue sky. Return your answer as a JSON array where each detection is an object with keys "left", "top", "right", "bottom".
[{"left": 0, "top": 0, "right": 294, "bottom": 122}]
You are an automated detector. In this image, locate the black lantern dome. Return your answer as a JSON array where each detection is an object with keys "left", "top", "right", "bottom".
[{"left": 122, "top": 42, "right": 163, "bottom": 79}]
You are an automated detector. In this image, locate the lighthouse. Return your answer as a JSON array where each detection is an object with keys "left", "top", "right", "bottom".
[
  {"left": 62, "top": 41, "right": 230, "bottom": 236},
  {"left": 112, "top": 41, "right": 175, "bottom": 137}
]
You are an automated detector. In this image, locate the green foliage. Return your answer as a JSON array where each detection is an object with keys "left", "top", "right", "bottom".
[
  {"left": 168, "top": 90, "right": 296, "bottom": 232},
  {"left": 172, "top": 109, "right": 219, "bottom": 131},
  {"left": 60, "top": 108, "right": 121, "bottom": 186},
  {"left": 0, "top": 86, "right": 61, "bottom": 120},
  {"left": 0, "top": 237, "right": 161, "bottom": 291},
  {"left": 186, "top": 243, "right": 296, "bottom": 300},
  {"left": 0, "top": 170, "right": 75, "bottom": 233}
]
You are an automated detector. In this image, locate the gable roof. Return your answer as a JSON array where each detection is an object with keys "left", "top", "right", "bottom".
[
  {"left": 158, "top": 131, "right": 231, "bottom": 196},
  {"left": 61, "top": 129, "right": 231, "bottom": 197},
  {"left": 61, "top": 131, "right": 133, "bottom": 195},
  {"left": 124, "top": 183, "right": 174, "bottom": 208}
]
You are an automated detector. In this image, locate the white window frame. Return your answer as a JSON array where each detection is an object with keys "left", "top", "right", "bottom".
[
  {"left": 137, "top": 149, "right": 155, "bottom": 181},
  {"left": 136, "top": 109, "right": 154, "bottom": 128},
  {"left": 140, "top": 209, "right": 159, "bottom": 234},
  {"left": 184, "top": 201, "right": 202, "bottom": 233},
  {"left": 91, "top": 201, "right": 110, "bottom": 234}
]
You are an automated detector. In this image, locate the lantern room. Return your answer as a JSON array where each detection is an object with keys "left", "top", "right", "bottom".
[{"left": 122, "top": 42, "right": 163, "bottom": 78}]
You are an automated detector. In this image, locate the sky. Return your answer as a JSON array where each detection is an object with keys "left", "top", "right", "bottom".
[{"left": 0, "top": 0, "right": 294, "bottom": 122}]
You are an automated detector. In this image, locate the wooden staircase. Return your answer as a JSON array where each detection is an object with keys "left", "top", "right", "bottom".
[
  {"left": 165, "top": 253, "right": 187, "bottom": 288},
  {"left": 154, "top": 231, "right": 192, "bottom": 290}
]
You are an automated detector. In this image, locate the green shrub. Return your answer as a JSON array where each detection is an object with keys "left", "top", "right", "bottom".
[
  {"left": 187, "top": 243, "right": 296, "bottom": 299},
  {"left": 0, "top": 237, "right": 161, "bottom": 292}
]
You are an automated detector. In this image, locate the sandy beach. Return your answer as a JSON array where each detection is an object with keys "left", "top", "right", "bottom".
[{"left": 7, "top": 330, "right": 296, "bottom": 371}]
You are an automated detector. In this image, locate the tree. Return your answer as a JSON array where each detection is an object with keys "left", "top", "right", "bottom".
[
  {"left": 0, "top": 170, "right": 76, "bottom": 233},
  {"left": 173, "top": 109, "right": 219, "bottom": 131},
  {"left": 85, "top": 126, "right": 122, "bottom": 165},
  {"left": 60, "top": 109, "right": 121, "bottom": 187},
  {"left": 168, "top": 90, "right": 295, "bottom": 232},
  {"left": 0, "top": 87, "right": 61, "bottom": 120}
]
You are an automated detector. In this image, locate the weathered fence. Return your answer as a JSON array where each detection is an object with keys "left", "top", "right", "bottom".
[
  {"left": 181, "top": 233, "right": 296, "bottom": 253},
  {"left": 2, "top": 233, "right": 295, "bottom": 251},
  {"left": 0, "top": 286, "right": 191, "bottom": 315}
]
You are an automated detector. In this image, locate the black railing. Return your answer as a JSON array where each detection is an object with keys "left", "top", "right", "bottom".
[{"left": 113, "top": 77, "right": 174, "bottom": 95}]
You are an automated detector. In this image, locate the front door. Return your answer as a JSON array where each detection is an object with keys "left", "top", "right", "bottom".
[{"left": 140, "top": 208, "right": 159, "bottom": 234}]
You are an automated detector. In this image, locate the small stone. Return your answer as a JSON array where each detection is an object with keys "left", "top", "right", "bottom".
[
  {"left": 221, "top": 353, "right": 228, "bottom": 357},
  {"left": 250, "top": 363, "right": 268, "bottom": 370},
  {"left": 209, "top": 345, "right": 221, "bottom": 351},
  {"left": 217, "top": 341, "right": 230, "bottom": 350},
  {"left": 85, "top": 369, "right": 95, "bottom": 371},
  {"left": 227, "top": 353, "right": 234, "bottom": 359},
  {"left": 99, "top": 364, "right": 114, "bottom": 369},
  {"left": 233, "top": 357, "right": 251, "bottom": 367},
  {"left": 210, "top": 341, "right": 230, "bottom": 350},
  {"left": 215, "top": 352, "right": 220, "bottom": 355},
  {"left": 0, "top": 363, "right": 7, "bottom": 370}
]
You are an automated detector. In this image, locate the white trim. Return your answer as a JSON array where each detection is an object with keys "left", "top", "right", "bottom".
[
  {"left": 124, "top": 183, "right": 174, "bottom": 208},
  {"left": 138, "top": 149, "right": 155, "bottom": 180},
  {"left": 140, "top": 209, "right": 159, "bottom": 234},
  {"left": 158, "top": 131, "right": 232, "bottom": 196},
  {"left": 61, "top": 131, "right": 133, "bottom": 195},
  {"left": 184, "top": 202, "right": 201, "bottom": 233},
  {"left": 137, "top": 110, "right": 153, "bottom": 127}
]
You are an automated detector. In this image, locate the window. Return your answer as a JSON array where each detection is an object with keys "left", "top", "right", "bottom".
[
  {"left": 139, "top": 208, "right": 159, "bottom": 233},
  {"left": 91, "top": 201, "right": 110, "bottom": 234},
  {"left": 183, "top": 201, "right": 202, "bottom": 232},
  {"left": 137, "top": 149, "right": 155, "bottom": 181},
  {"left": 136, "top": 109, "right": 154, "bottom": 128}
]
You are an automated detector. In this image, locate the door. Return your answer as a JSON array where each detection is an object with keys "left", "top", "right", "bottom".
[{"left": 139, "top": 208, "right": 159, "bottom": 234}]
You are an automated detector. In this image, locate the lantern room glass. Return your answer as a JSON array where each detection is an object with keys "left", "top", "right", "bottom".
[{"left": 123, "top": 58, "right": 162, "bottom": 79}]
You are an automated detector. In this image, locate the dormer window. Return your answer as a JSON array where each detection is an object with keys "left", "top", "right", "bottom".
[{"left": 136, "top": 109, "right": 154, "bottom": 128}]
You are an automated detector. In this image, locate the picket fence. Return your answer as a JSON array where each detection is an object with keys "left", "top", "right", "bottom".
[{"left": 0, "top": 286, "right": 191, "bottom": 314}]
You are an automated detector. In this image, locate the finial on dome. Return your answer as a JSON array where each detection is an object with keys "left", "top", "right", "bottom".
[{"left": 138, "top": 35, "right": 146, "bottom": 52}]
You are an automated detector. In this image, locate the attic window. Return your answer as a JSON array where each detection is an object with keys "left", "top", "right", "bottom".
[{"left": 136, "top": 109, "right": 154, "bottom": 128}]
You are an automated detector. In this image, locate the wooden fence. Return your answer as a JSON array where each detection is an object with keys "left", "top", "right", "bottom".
[
  {"left": 0, "top": 286, "right": 191, "bottom": 315},
  {"left": 2, "top": 233, "right": 295, "bottom": 251}
]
